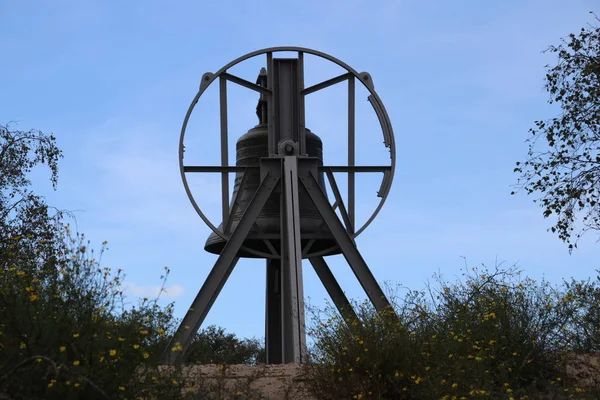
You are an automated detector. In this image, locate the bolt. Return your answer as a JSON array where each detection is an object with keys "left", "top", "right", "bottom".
[{"left": 284, "top": 144, "right": 294, "bottom": 154}]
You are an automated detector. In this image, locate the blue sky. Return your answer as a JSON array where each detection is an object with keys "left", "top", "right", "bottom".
[{"left": 1, "top": 0, "right": 599, "bottom": 341}]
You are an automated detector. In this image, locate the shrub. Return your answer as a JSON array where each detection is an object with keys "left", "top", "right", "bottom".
[
  {"left": 0, "top": 228, "right": 190, "bottom": 399},
  {"left": 304, "top": 264, "right": 597, "bottom": 399}
]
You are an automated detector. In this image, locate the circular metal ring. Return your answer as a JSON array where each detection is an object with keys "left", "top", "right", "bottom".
[{"left": 179, "top": 46, "right": 396, "bottom": 245}]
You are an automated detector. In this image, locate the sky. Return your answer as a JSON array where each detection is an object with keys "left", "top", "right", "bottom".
[{"left": 1, "top": 0, "right": 599, "bottom": 342}]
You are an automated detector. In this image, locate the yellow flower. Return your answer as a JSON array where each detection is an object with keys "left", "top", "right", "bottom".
[
  {"left": 74, "top": 383, "right": 81, "bottom": 388},
  {"left": 143, "top": 352, "right": 150, "bottom": 359},
  {"left": 118, "top": 337, "right": 125, "bottom": 342},
  {"left": 29, "top": 293, "right": 38, "bottom": 302},
  {"left": 452, "top": 383, "right": 458, "bottom": 388},
  {"left": 119, "top": 386, "right": 125, "bottom": 391},
  {"left": 73, "top": 360, "right": 80, "bottom": 366},
  {"left": 19, "top": 342, "right": 26, "bottom": 349},
  {"left": 512, "top": 352, "right": 518, "bottom": 356},
  {"left": 355, "top": 357, "right": 360, "bottom": 362},
  {"left": 60, "top": 346, "right": 66, "bottom": 352},
  {"left": 109, "top": 349, "right": 117, "bottom": 356},
  {"left": 72, "top": 333, "right": 79, "bottom": 338},
  {"left": 489, "top": 340, "right": 496, "bottom": 345},
  {"left": 425, "top": 366, "right": 431, "bottom": 371},
  {"left": 133, "top": 344, "right": 140, "bottom": 349},
  {"left": 140, "top": 329, "right": 148, "bottom": 335}
]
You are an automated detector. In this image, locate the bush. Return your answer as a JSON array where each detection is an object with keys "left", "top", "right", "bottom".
[
  {"left": 0, "top": 228, "right": 190, "bottom": 399},
  {"left": 185, "top": 325, "right": 265, "bottom": 366},
  {"left": 304, "top": 264, "right": 599, "bottom": 399}
]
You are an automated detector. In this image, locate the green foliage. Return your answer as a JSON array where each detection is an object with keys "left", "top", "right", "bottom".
[
  {"left": 185, "top": 325, "right": 265, "bottom": 366},
  {"left": 513, "top": 13, "right": 600, "bottom": 250},
  {"left": 304, "top": 265, "right": 600, "bottom": 399},
  {"left": 0, "top": 123, "right": 267, "bottom": 399}
]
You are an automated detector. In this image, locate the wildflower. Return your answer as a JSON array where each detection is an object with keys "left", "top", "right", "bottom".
[
  {"left": 143, "top": 352, "right": 150, "bottom": 359},
  {"left": 72, "top": 333, "right": 79, "bottom": 338},
  {"left": 133, "top": 344, "right": 140, "bottom": 349},
  {"left": 355, "top": 357, "right": 360, "bottom": 362},
  {"left": 74, "top": 383, "right": 81, "bottom": 388},
  {"left": 73, "top": 360, "right": 80, "bottom": 366},
  {"left": 109, "top": 349, "right": 117, "bottom": 356},
  {"left": 60, "top": 346, "right": 66, "bottom": 352},
  {"left": 119, "top": 386, "right": 125, "bottom": 391},
  {"left": 452, "top": 383, "right": 458, "bottom": 388},
  {"left": 118, "top": 337, "right": 125, "bottom": 342},
  {"left": 19, "top": 342, "right": 26, "bottom": 349}
]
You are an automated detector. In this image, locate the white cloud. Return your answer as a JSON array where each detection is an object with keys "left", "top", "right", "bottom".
[{"left": 122, "top": 282, "right": 185, "bottom": 299}]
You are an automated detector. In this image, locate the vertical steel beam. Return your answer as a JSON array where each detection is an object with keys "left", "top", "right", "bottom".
[
  {"left": 162, "top": 171, "right": 280, "bottom": 364},
  {"left": 299, "top": 162, "right": 393, "bottom": 313},
  {"left": 272, "top": 59, "right": 300, "bottom": 145},
  {"left": 281, "top": 155, "right": 306, "bottom": 363},
  {"left": 309, "top": 257, "right": 359, "bottom": 326},
  {"left": 266, "top": 52, "right": 275, "bottom": 156},
  {"left": 348, "top": 76, "right": 356, "bottom": 234},
  {"left": 220, "top": 76, "right": 230, "bottom": 229},
  {"left": 265, "top": 258, "right": 282, "bottom": 364},
  {"left": 297, "top": 52, "right": 306, "bottom": 156}
]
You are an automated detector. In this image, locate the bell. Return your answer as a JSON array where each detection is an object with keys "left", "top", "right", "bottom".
[{"left": 204, "top": 123, "right": 341, "bottom": 258}]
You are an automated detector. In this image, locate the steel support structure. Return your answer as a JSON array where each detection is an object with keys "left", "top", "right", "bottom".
[{"left": 166, "top": 48, "right": 398, "bottom": 365}]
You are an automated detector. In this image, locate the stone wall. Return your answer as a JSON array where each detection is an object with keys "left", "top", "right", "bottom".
[
  {"left": 157, "top": 353, "right": 600, "bottom": 399},
  {"left": 168, "top": 363, "right": 314, "bottom": 400}
]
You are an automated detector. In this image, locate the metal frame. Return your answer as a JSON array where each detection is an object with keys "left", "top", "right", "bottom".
[
  {"left": 179, "top": 47, "right": 395, "bottom": 246},
  {"left": 163, "top": 47, "right": 397, "bottom": 365}
]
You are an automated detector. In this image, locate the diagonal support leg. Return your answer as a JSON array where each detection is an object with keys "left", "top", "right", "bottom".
[
  {"left": 299, "top": 166, "right": 394, "bottom": 314},
  {"left": 309, "top": 257, "right": 359, "bottom": 326},
  {"left": 162, "top": 171, "right": 281, "bottom": 364}
]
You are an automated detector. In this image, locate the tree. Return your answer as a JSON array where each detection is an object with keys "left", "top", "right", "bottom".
[
  {"left": 185, "top": 325, "right": 265, "bottom": 365},
  {"left": 0, "top": 124, "right": 187, "bottom": 399},
  {"left": 513, "top": 13, "right": 600, "bottom": 250}
]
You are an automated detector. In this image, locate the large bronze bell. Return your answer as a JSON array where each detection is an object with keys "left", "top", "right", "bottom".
[{"left": 204, "top": 123, "right": 341, "bottom": 258}]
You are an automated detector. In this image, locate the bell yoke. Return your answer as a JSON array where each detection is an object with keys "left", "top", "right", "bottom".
[{"left": 163, "top": 47, "right": 397, "bottom": 365}]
